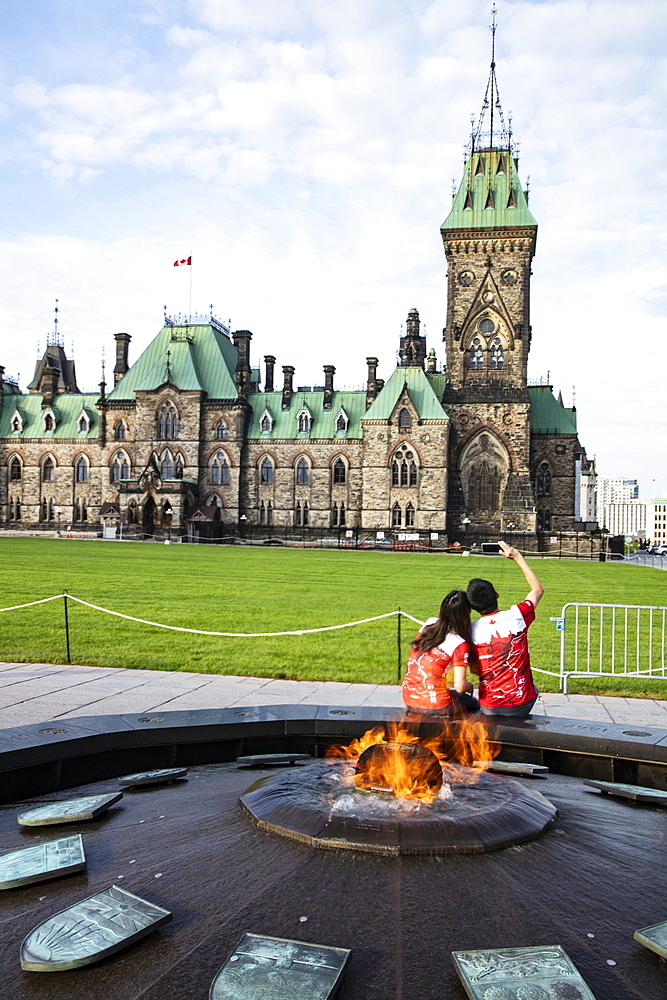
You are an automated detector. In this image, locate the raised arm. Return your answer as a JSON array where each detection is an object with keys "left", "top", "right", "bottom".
[{"left": 498, "top": 540, "right": 544, "bottom": 607}]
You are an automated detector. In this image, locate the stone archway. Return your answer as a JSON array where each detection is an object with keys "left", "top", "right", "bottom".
[
  {"left": 142, "top": 497, "right": 156, "bottom": 535},
  {"left": 459, "top": 430, "right": 510, "bottom": 514}
]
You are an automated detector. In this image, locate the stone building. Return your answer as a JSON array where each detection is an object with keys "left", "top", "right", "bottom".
[{"left": 0, "top": 55, "right": 595, "bottom": 544}]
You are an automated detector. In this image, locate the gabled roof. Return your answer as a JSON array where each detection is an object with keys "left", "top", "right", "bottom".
[
  {"left": 247, "top": 390, "right": 368, "bottom": 439},
  {"left": 363, "top": 367, "right": 448, "bottom": 421},
  {"left": 529, "top": 386, "right": 577, "bottom": 434},
  {"left": 108, "top": 323, "right": 239, "bottom": 401},
  {"left": 0, "top": 391, "right": 100, "bottom": 439},
  {"left": 442, "top": 149, "right": 537, "bottom": 231}
]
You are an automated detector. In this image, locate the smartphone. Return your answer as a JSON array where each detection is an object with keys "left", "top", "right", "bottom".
[{"left": 481, "top": 542, "right": 501, "bottom": 554}]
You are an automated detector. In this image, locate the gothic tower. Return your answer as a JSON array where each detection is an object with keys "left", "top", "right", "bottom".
[{"left": 441, "top": 18, "right": 537, "bottom": 535}]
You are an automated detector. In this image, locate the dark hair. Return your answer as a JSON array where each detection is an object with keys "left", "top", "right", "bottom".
[
  {"left": 412, "top": 590, "right": 477, "bottom": 667},
  {"left": 466, "top": 578, "right": 498, "bottom": 615}
]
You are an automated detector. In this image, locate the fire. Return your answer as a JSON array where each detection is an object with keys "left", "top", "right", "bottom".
[{"left": 325, "top": 715, "right": 500, "bottom": 803}]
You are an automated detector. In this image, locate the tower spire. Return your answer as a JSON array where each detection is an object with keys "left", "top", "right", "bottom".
[{"left": 469, "top": 5, "right": 514, "bottom": 154}]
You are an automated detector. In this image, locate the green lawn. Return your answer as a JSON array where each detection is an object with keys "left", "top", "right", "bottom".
[{"left": 1, "top": 538, "right": 667, "bottom": 697}]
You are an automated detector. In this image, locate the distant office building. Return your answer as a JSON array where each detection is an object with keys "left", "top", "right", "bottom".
[
  {"left": 604, "top": 498, "right": 667, "bottom": 543},
  {"left": 598, "top": 477, "right": 639, "bottom": 530},
  {"left": 575, "top": 455, "right": 597, "bottom": 525}
]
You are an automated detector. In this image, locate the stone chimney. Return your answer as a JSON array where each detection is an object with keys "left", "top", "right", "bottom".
[
  {"left": 114, "top": 333, "right": 131, "bottom": 385},
  {"left": 323, "top": 365, "right": 335, "bottom": 410},
  {"left": 39, "top": 361, "right": 60, "bottom": 408},
  {"left": 232, "top": 329, "right": 253, "bottom": 397},
  {"left": 264, "top": 355, "right": 276, "bottom": 393},
  {"left": 366, "top": 357, "right": 379, "bottom": 409},
  {"left": 281, "top": 365, "right": 295, "bottom": 410}
]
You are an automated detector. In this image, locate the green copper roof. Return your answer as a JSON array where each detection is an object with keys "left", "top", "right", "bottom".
[
  {"left": 529, "top": 386, "right": 577, "bottom": 434},
  {"left": 364, "top": 367, "right": 447, "bottom": 421},
  {"left": 442, "top": 149, "right": 537, "bottom": 231},
  {"left": 0, "top": 392, "right": 99, "bottom": 439},
  {"left": 109, "top": 323, "right": 239, "bottom": 401},
  {"left": 247, "top": 390, "right": 368, "bottom": 439}
]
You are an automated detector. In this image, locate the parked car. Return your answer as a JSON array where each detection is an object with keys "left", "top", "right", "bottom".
[{"left": 655, "top": 545, "right": 667, "bottom": 556}]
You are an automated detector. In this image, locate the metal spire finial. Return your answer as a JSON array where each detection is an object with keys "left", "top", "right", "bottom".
[
  {"left": 468, "top": 5, "right": 514, "bottom": 155},
  {"left": 47, "top": 299, "right": 64, "bottom": 348}
]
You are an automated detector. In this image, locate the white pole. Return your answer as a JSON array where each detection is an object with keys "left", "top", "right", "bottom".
[{"left": 189, "top": 258, "right": 193, "bottom": 318}]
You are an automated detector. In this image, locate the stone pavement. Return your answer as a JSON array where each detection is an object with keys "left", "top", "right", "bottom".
[{"left": 1, "top": 660, "right": 667, "bottom": 730}]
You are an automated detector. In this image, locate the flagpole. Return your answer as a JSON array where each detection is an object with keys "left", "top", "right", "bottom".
[{"left": 189, "top": 257, "right": 192, "bottom": 318}]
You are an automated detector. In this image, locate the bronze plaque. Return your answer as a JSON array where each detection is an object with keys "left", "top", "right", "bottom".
[
  {"left": 0, "top": 835, "right": 85, "bottom": 890},
  {"left": 584, "top": 780, "right": 667, "bottom": 805},
  {"left": 18, "top": 792, "right": 123, "bottom": 827},
  {"left": 209, "top": 932, "right": 350, "bottom": 1000},
  {"left": 20, "top": 884, "right": 172, "bottom": 971},
  {"left": 634, "top": 918, "right": 667, "bottom": 959},
  {"left": 452, "top": 944, "right": 597, "bottom": 999}
]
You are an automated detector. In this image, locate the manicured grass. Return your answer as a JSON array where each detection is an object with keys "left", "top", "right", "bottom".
[{"left": 2, "top": 538, "right": 667, "bottom": 696}]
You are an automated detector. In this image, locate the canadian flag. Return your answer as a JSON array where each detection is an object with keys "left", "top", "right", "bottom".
[{"left": 173, "top": 256, "right": 192, "bottom": 266}]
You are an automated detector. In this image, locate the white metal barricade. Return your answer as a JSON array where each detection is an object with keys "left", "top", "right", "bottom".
[{"left": 559, "top": 603, "right": 667, "bottom": 693}]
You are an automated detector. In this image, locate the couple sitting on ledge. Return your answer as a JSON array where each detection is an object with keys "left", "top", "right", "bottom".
[{"left": 402, "top": 540, "right": 544, "bottom": 719}]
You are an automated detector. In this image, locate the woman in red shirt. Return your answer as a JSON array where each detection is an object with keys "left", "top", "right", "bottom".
[{"left": 402, "top": 590, "right": 479, "bottom": 715}]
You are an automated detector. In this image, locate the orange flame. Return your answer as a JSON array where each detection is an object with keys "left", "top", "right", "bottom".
[{"left": 326, "top": 715, "right": 500, "bottom": 802}]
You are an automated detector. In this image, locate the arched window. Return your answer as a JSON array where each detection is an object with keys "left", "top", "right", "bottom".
[
  {"left": 336, "top": 413, "right": 347, "bottom": 432},
  {"left": 76, "top": 457, "right": 88, "bottom": 483},
  {"left": 161, "top": 454, "right": 174, "bottom": 479},
  {"left": 48, "top": 499, "right": 55, "bottom": 521},
  {"left": 10, "top": 458, "right": 21, "bottom": 481},
  {"left": 303, "top": 501, "right": 309, "bottom": 526},
  {"left": 114, "top": 421, "right": 126, "bottom": 440},
  {"left": 469, "top": 338, "right": 484, "bottom": 369},
  {"left": 44, "top": 414, "right": 54, "bottom": 431},
  {"left": 392, "top": 446, "right": 418, "bottom": 488},
  {"left": 537, "top": 510, "right": 551, "bottom": 531},
  {"left": 537, "top": 462, "right": 552, "bottom": 497},
  {"left": 297, "top": 411, "right": 311, "bottom": 432},
  {"left": 112, "top": 452, "right": 129, "bottom": 482},
  {"left": 296, "top": 458, "right": 309, "bottom": 485},
  {"left": 333, "top": 459, "right": 346, "bottom": 484},
  {"left": 42, "top": 458, "right": 55, "bottom": 483},
  {"left": 409, "top": 462, "right": 417, "bottom": 487},
  {"left": 398, "top": 408, "right": 411, "bottom": 430},
  {"left": 41, "top": 498, "right": 47, "bottom": 521},
  {"left": 339, "top": 502, "right": 345, "bottom": 526},
  {"left": 405, "top": 503, "right": 415, "bottom": 527},
  {"left": 73, "top": 500, "right": 80, "bottom": 522},
  {"left": 259, "top": 501, "right": 266, "bottom": 525},
  {"left": 216, "top": 422, "right": 227, "bottom": 440},
  {"left": 470, "top": 463, "right": 500, "bottom": 510},
  {"left": 260, "top": 458, "right": 273, "bottom": 484},
  {"left": 332, "top": 503, "right": 338, "bottom": 527},
  {"left": 295, "top": 502, "right": 302, "bottom": 526},
  {"left": 400, "top": 461, "right": 408, "bottom": 486},
  {"left": 175, "top": 455, "right": 184, "bottom": 479},
  {"left": 267, "top": 501, "right": 273, "bottom": 525},
  {"left": 212, "top": 452, "right": 229, "bottom": 484},
  {"left": 158, "top": 403, "right": 178, "bottom": 440},
  {"left": 81, "top": 500, "right": 88, "bottom": 521},
  {"left": 392, "top": 462, "right": 399, "bottom": 487},
  {"left": 78, "top": 416, "right": 88, "bottom": 433},
  {"left": 392, "top": 503, "right": 402, "bottom": 527},
  {"left": 489, "top": 338, "right": 504, "bottom": 369},
  {"left": 261, "top": 414, "right": 271, "bottom": 432}
]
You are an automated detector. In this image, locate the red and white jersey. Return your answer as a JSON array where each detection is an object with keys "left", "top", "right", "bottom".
[
  {"left": 402, "top": 623, "right": 471, "bottom": 711},
  {"left": 472, "top": 600, "right": 537, "bottom": 709}
]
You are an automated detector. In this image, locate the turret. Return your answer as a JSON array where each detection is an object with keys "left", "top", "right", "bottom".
[
  {"left": 113, "top": 333, "right": 131, "bottom": 385},
  {"left": 399, "top": 308, "right": 427, "bottom": 368}
]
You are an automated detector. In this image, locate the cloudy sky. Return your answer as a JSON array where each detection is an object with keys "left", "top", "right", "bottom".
[{"left": 1, "top": 0, "right": 665, "bottom": 494}]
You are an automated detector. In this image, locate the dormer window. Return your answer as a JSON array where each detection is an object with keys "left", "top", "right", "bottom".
[
  {"left": 260, "top": 410, "right": 273, "bottom": 433},
  {"left": 297, "top": 409, "right": 312, "bottom": 433},
  {"left": 10, "top": 410, "right": 22, "bottom": 433},
  {"left": 335, "top": 408, "right": 348, "bottom": 433},
  {"left": 78, "top": 412, "right": 89, "bottom": 434},
  {"left": 44, "top": 412, "right": 55, "bottom": 432}
]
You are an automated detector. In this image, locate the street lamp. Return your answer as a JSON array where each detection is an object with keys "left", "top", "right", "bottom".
[
  {"left": 462, "top": 517, "right": 471, "bottom": 549},
  {"left": 507, "top": 522, "right": 517, "bottom": 547}
]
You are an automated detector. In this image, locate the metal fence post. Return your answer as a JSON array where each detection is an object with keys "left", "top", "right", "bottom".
[
  {"left": 397, "top": 607, "right": 402, "bottom": 683},
  {"left": 62, "top": 590, "right": 71, "bottom": 664}
]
